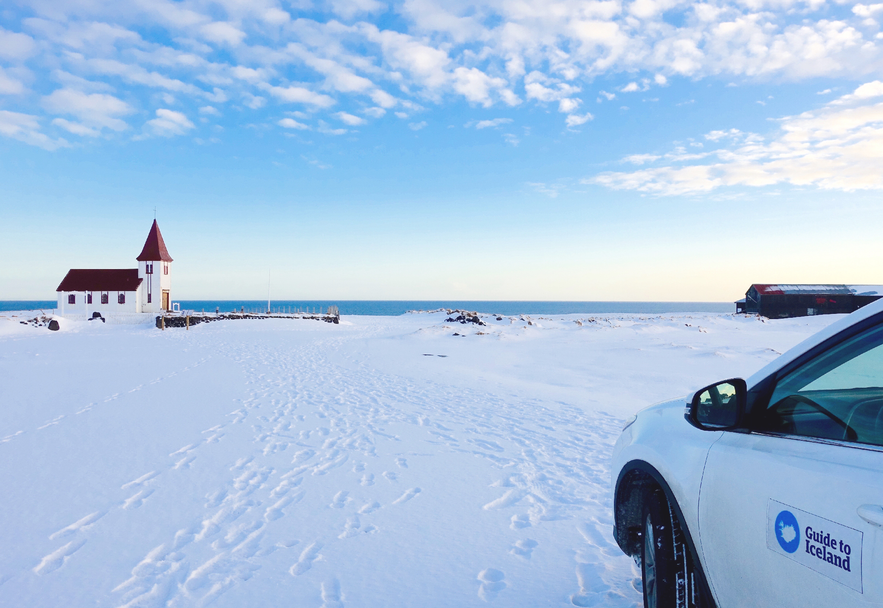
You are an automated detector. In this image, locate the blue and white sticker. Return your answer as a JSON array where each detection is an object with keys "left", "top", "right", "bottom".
[{"left": 767, "top": 499, "right": 863, "bottom": 593}]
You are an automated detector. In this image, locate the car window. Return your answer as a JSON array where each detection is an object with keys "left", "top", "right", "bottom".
[{"left": 758, "top": 322, "right": 883, "bottom": 447}]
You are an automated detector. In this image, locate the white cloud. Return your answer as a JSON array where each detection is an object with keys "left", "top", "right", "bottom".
[
  {"left": 278, "top": 117, "right": 310, "bottom": 129},
  {"left": 0, "top": 28, "right": 35, "bottom": 60},
  {"left": 243, "top": 93, "right": 266, "bottom": 109},
  {"left": 503, "top": 132, "right": 519, "bottom": 146},
  {"left": 318, "top": 120, "right": 348, "bottom": 135},
  {"left": 199, "top": 105, "right": 220, "bottom": 115},
  {"left": 0, "top": 67, "right": 25, "bottom": 95},
  {"left": 524, "top": 72, "right": 581, "bottom": 103},
  {"left": 335, "top": 111, "right": 366, "bottom": 125},
  {"left": 144, "top": 108, "right": 195, "bottom": 137},
  {"left": 452, "top": 67, "right": 517, "bottom": 107},
  {"left": 623, "top": 153, "right": 661, "bottom": 164},
  {"left": 330, "top": 0, "right": 387, "bottom": 19},
  {"left": 558, "top": 98, "right": 581, "bottom": 113},
  {"left": 598, "top": 90, "right": 616, "bottom": 101},
  {"left": 364, "top": 107, "right": 386, "bottom": 118},
  {"left": 264, "top": 84, "right": 336, "bottom": 108},
  {"left": 199, "top": 22, "right": 246, "bottom": 46},
  {"left": 565, "top": 112, "right": 594, "bottom": 127},
  {"left": 408, "top": 120, "right": 427, "bottom": 130},
  {"left": 588, "top": 81, "right": 883, "bottom": 195},
  {"left": 42, "top": 89, "right": 133, "bottom": 132},
  {"left": 0, "top": 110, "right": 68, "bottom": 150},
  {"left": 620, "top": 82, "right": 640, "bottom": 92},
  {"left": 474, "top": 118, "right": 512, "bottom": 129},
  {"left": 52, "top": 118, "right": 100, "bottom": 137}
]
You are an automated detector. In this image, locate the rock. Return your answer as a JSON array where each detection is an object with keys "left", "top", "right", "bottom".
[{"left": 48, "top": 320, "right": 60, "bottom": 331}]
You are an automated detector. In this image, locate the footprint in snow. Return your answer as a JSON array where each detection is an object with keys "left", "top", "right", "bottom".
[
  {"left": 509, "top": 539, "right": 538, "bottom": 559},
  {"left": 477, "top": 569, "right": 506, "bottom": 601},
  {"left": 289, "top": 542, "right": 322, "bottom": 576}
]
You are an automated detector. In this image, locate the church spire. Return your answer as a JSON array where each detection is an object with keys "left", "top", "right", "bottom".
[{"left": 136, "top": 220, "right": 173, "bottom": 262}]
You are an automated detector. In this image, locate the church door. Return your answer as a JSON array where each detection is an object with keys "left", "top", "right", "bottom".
[{"left": 162, "top": 290, "right": 170, "bottom": 311}]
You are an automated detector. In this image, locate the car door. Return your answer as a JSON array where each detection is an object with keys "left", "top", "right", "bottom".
[{"left": 697, "top": 320, "right": 883, "bottom": 607}]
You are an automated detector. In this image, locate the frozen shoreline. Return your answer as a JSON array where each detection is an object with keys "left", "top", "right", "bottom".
[{"left": 0, "top": 311, "right": 840, "bottom": 607}]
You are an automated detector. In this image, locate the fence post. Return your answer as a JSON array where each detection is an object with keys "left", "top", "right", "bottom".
[
  {"left": 161, "top": 316, "right": 165, "bottom": 331},
  {"left": 186, "top": 315, "right": 190, "bottom": 330}
]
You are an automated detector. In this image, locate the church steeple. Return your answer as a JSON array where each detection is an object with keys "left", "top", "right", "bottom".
[{"left": 136, "top": 220, "right": 173, "bottom": 262}]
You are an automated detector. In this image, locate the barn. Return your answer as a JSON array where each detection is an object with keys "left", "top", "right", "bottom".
[{"left": 735, "top": 284, "right": 883, "bottom": 318}]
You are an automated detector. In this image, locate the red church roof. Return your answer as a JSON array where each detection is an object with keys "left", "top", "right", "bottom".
[
  {"left": 56, "top": 269, "right": 143, "bottom": 292},
  {"left": 136, "top": 220, "right": 173, "bottom": 262}
]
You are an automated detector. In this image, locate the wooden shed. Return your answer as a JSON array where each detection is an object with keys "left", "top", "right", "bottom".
[{"left": 735, "top": 284, "right": 883, "bottom": 318}]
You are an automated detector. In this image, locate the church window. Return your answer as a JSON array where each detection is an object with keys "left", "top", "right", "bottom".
[
  {"left": 147, "top": 293, "right": 152, "bottom": 303},
  {"left": 101, "top": 293, "right": 109, "bottom": 304},
  {"left": 118, "top": 293, "right": 126, "bottom": 304},
  {"left": 146, "top": 263, "right": 153, "bottom": 274},
  {"left": 87, "top": 293, "right": 93, "bottom": 304},
  {"left": 164, "top": 263, "right": 168, "bottom": 275},
  {"left": 68, "top": 294, "right": 75, "bottom": 305}
]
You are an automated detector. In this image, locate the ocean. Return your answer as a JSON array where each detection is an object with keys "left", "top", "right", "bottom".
[{"left": 2, "top": 300, "right": 735, "bottom": 315}]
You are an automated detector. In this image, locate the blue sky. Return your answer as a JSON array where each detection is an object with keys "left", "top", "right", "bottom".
[{"left": 2, "top": 0, "right": 883, "bottom": 301}]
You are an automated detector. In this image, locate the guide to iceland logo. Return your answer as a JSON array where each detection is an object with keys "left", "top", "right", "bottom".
[{"left": 775, "top": 510, "right": 801, "bottom": 553}]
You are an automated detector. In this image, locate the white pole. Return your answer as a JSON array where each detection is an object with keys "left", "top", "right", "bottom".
[{"left": 267, "top": 269, "right": 271, "bottom": 314}]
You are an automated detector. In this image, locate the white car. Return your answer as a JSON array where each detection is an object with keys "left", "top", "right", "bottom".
[{"left": 612, "top": 299, "right": 883, "bottom": 608}]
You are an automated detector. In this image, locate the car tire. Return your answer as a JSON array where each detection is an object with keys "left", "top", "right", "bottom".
[{"left": 642, "top": 489, "right": 681, "bottom": 608}]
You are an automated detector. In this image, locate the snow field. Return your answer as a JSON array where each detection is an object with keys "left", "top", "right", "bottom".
[{"left": 0, "top": 310, "right": 839, "bottom": 607}]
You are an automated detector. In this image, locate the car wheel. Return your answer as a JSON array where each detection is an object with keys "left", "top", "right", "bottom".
[{"left": 642, "top": 490, "right": 680, "bottom": 608}]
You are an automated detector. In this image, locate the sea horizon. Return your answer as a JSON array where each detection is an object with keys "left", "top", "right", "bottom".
[{"left": 1, "top": 299, "right": 735, "bottom": 316}]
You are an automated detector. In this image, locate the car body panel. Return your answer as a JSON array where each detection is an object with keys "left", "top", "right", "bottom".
[{"left": 700, "top": 432, "right": 883, "bottom": 607}]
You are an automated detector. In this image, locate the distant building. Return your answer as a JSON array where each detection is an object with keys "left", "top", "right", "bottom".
[
  {"left": 56, "top": 220, "right": 173, "bottom": 317},
  {"left": 735, "top": 284, "right": 883, "bottom": 318}
]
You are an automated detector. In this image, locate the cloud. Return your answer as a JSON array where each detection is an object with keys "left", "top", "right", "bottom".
[
  {"left": 200, "top": 22, "right": 247, "bottom": 46},
  {"left": 0, "top": 67, "right": 25, "bottom": 95},
  {"left": 42, "top": 89, "right": 134, "bottom": 132},
  {"left": 621, "top": 82, "right": 640, "bottom": 92},
  {"left": 51, "top": 118, "right": 100, "bottom": 137},
  {"left": 199, "top": 105, "right": 220, "bottom": 115},
  {"left": 144, "top": 108, "right": 195, "bottom": 137},
  {"left": 587, "top": 81, "right": 883, "bottom": 195},
  {"left": 364, "top": 107, "right": 386, "bottom": 118},
  {"left": 474, "top": 118, "right": 512, "bottom": 129},
  {"left": 565, "top": 112, "right": 594, "bottom": 127},
  {"left": 278, "top": 117, "right": 310, "bottom": 129},
  {"left": 330, "top": 0, "right": 387, "bottom": 19},
  {"left": 335, "top": 111, "right": 366, "bottom": 125},
  {"left": 264, "top": 84, "right": 336, "bottom": 108},
  {"left": 558, "top": 98, "right": 581, "bottom": 113},
  {"left": 0, "top": 110, "right": 68, "bottom": 150},
  {"left": 243, "top": 93, "right": 266, "bottom": 109},
  {"left": 0, "top": 28, "right": 34, "bottom": 61},
  {"left": 623, "top": 153, "right": 661, "bottom": 164},
  {"left": 408, "top": 121, "right": 427, "bottom": 130},
  {"left": 318, "top": 120, "right": 347, "bottom": 134}
]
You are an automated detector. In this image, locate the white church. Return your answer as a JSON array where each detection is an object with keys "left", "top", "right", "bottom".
[{"left": 56, "top": 220, "right": 173, "bottom": 317}]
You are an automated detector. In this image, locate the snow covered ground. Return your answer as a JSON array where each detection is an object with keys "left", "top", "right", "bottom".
[{"left": 0, "top": 309, "right": 840, "bottom": 607}]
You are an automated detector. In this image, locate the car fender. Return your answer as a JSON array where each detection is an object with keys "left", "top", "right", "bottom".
[{"left": 612, "top": 398, "right": 722, "bottom": 568}]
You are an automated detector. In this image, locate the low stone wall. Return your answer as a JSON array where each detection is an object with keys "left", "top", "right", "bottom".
[{"left": 156, "top": 313, "right": 340, "bottom": 329}]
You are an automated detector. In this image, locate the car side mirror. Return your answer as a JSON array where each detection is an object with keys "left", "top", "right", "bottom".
[{"left": 686, "top": 378, "right": 747, "bottom": 430}]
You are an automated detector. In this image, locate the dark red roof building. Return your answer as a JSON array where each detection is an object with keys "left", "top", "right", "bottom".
[
  {"left": 136, "top": 220, "right": 174, "bottom": 262},
  {"left": 56, "top": 269, "right": 142, "bottom": 292},
  {"left": 56, "top": 221, "right": 174, "bottom": 316},
  {"left": 736, "top": 284, "right": 883, "bottom": 318}
]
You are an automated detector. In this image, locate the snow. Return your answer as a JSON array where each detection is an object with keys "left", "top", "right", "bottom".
[{"left": 0, "top": 309, "right": 840, "bottom": 607}]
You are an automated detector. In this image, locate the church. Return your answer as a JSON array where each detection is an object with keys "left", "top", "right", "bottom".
[{"left": 56, "top": 220, "right": 173, "bottom": 317}]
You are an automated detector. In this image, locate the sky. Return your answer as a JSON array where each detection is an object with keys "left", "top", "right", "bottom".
[{"left": 1, "top": 0, "right": 883, "bottom": 301}]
